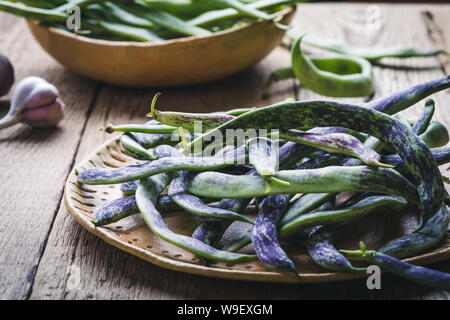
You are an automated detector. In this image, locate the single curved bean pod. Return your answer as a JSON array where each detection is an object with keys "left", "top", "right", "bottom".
[
  {"left": 287, "top": 28, "right": 449, "bottom": 61},
  {"left": 419, "top": 121, "right": 450, "bottom": 149},
  {"left": 151, "top": 110, "right": 235, "bottom": 132},
  {"left": 248, "top": 137, "right": 280, "bottom": 179},
  {"left": 291, "top": 35, "right": 374, "bottom": 97},
  {"left": 381, "top": 147, "right": 450, "bottom": 176},
  {"left": 342, "top": 243, "right": 450, "bottom": 291},
  {"left": 252, "top": 193, "right": 297, "bottom": 274},
  {"left": 0, "top": 1, "right": 68, "bottom": 22},
  {"left": 188, "top": 99, "right": 443, "bottom": 225},
  {"left": 279, "top": 195, "right": 408, "bottom": 239},
  {"left": 77, "top": 146, "right": 247, "bottom": 185},
  {"left": 126, "top": 120, "right": 180, "bottom": 149},
  {"left": 187, "top": 166, "right": 419, "bottom": 205},
  {"left": 105, "top": 123, "right": 177, "bottom": 134},
  {"left": 368, "top": 75, "right": 450, "bottom": 115},
  {"left": 92, "top": 194, "right": 186, "bottom": 226},
  {"left": 121, "top": 180, "right": 140, "bottom": 195},
  {"left": 281, "top": 193, "right": 336, "bottom": 225},
  {"left": 263, "top": 67, "right": 295, "bottom": 99},
  {"left": 412, "top": 99, "right": 435, "bottom": 135},
  {"left": 168, "top": 171, "right": 254, "bottom": 224},
  {"left": 278, "top": 130, "right": 390, "bottom": 167},
  {"left": 216, "top": 107, "right": 255, "bottom": 117},
  {"left": 136, "top": 179, "right": 256, "bottom": 262},
  {"left": 120, "top": 134, "right": 158, "bottom": 161},
  {"left": 307, "top": 226, "right": 365, "bottom": 272},
  {"left": 210, "top": 0, "right": 271, "bottom": 20},
  {"left": 378, "top": 205, "right": 449, "bottom": 259}
]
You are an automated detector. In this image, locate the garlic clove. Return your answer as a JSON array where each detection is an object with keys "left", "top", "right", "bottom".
[{"left": 22, "top": 97, "right": 64, "bottom": 128}]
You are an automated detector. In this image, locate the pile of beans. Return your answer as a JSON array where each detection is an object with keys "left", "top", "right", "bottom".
[{"left": 76, "top": 76, "right": 450, "bottom": 289}]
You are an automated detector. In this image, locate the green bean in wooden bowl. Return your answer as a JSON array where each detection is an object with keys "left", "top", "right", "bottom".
[
  {"left": 0, "top": 0, "right": 298, "bottom": 87},
  {"left": 67, "top": 76, "right": 450, "bottom": 287}
]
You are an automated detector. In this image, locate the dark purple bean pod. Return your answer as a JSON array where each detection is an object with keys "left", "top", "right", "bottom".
[
  {"left": 368, "top": 75, "right": 450, "bottom": 115},
  {"left": 120, "top": 180, "right": 140, "bottom": 195},
  {"left": 168, "top": 171, "right": 254, "bottom": 224},
  {"left": 77, "top": 145, "right": 247, "bottom": 185},
  {"left": 251, "top": 193, "right": 297, "bottom": 274},
  {"left": 342, "top": 243, "right": 450, "bottom": 291},
  {"left": 92, "top": 194, "right": 183, "bottom": 226},
  {"left": 378, "top": 204, "right": 449, "bottom": 259},
  {"left": 381, "top": 147, "right": 450, "bottom": 176},
  {"left": 307, "top": 226, "right": 365, "bottom": 272},
  {"left": 412, "top": 99, "right": 435, "bottom": 135}
]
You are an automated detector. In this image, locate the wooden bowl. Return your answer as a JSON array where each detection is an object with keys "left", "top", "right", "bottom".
[{"left": 26, "top": 7, "right": 295, "bottom": 87}]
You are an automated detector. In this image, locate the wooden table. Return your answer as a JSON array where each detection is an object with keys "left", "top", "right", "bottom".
[{"left": 1, "top": 3, "right": 449, "bottom": 300}]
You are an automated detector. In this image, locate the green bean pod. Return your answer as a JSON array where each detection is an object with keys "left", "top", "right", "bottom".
[
  {"left": 150, "top": 110, "right": 235, "bottom": 133},
  {"left": 0, "top": 1, "right": 68, "bottom": 22},
  {"left": 419, "top": 121, "right": 450, "bottom": 149},
  {"left": 120, "top": 134, "right": 158, "bottom": 161},
  {"left": 279, "top": 195, "right": 408, "bottom": 239},
  {"left": 287, "top": 28, "right": 449, "bottom": 62},
  {"left": 168, "top": 171, "right": 254, "bottom": 223},
  {"left": 281, "top": 193, "right": 336, "bottom": 225},
  {"left": 378, "top": 205, "right": 449, "bottom": 259},
  {"left": 187, "top": 166, "right": 419, "bottom": 205},
  {"left": 105, "top": 123, "right": 177, "bottom": 134},
  {"left": 136, "top": 179, "right": 256, "bottom": 262},
  {"left": 412, "top": 99, "right": 435, "bottom": 135},
  {"left": 291, "top": 35, "right": 375, "bottom": 98}
]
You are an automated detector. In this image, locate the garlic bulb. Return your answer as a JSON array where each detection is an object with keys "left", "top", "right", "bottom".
[
  {"left": 0, "top": 52, "right": 14, "bottom": 97},
  {"left": 0, "top": 76, "right": 64, "bottom": 130}
]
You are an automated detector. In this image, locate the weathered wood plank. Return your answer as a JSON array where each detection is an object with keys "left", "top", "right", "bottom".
[
  {"left": 25, "top": 4, "right": 450, "bottom": 300},
  {"left": 0, "top": 14, "right": 98, "bottom": 299}
]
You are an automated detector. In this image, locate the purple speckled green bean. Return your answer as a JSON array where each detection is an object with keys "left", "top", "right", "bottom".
[
  {"left": 136, "top": 179, "right": 256, "bottom": 262},
  {"left": 92, "top": 194, "right": 183, "bottom": 226},
  {"left": 278, "top": 130, "right": 390, "bottom": 167},
  {"left": 342, "top": 243, "right": 450, "bottom": 291},
  {"left": 378, "top": 204, "right": 449, "bottom": 259},
  {"left": 307, "top": 226, "right": 365, "bottom": 272},
  {"left": 412, "top": 99, "right": 435, "bottom": 135},
  {"left": 252, "top": 193, "right": 297, "bottom": 274},
  {"left": 77, "top": 146, "right": 247, "bottom": 185}
]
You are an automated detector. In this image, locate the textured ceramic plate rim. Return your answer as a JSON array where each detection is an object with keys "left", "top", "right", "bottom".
[{"left": 64, "top": 136, "right": 450, "bottom": 284}]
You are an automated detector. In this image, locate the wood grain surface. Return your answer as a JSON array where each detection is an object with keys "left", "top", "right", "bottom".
[{"left": 0, "top": 3, "right": 449, "bottom": 300}]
